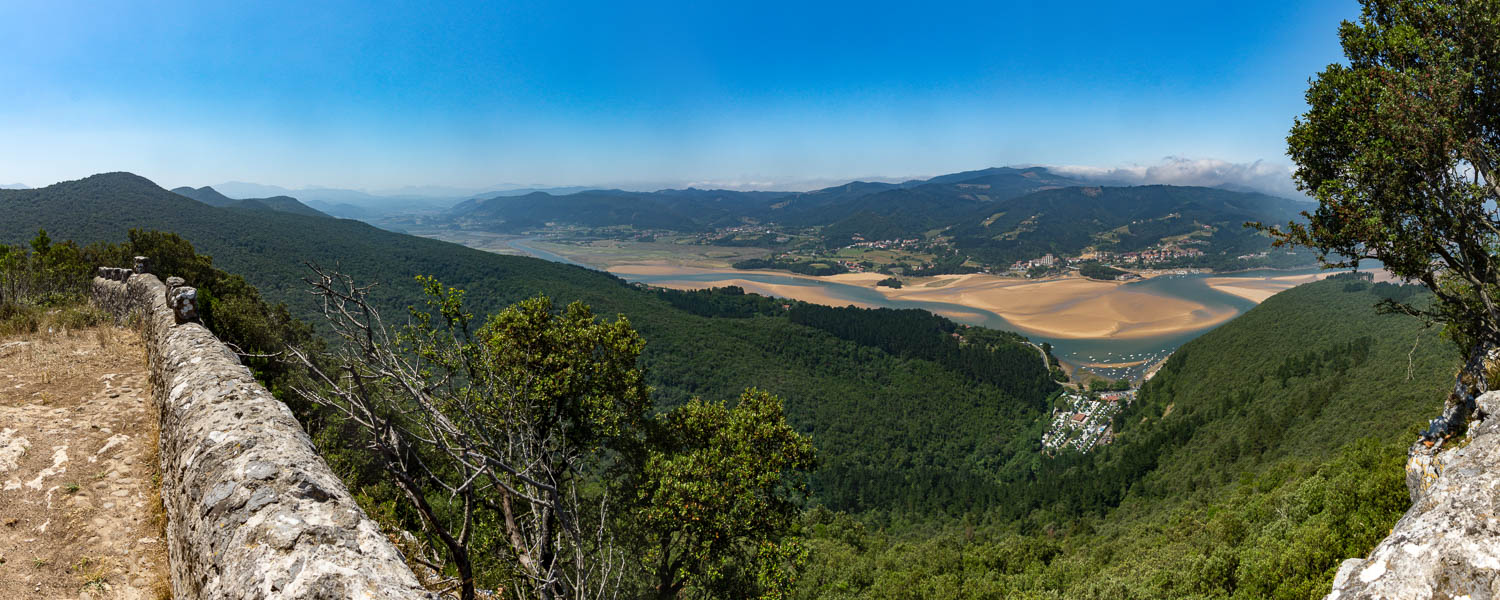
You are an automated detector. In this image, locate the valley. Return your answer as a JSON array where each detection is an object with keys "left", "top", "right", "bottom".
[
  {"left": 0, "top": 171, "right": 1460, "bottom": 599},
  {"left": 6, "top": 1, "right": 1492, "bottom": 596},
  {"left": 440, "top": 232, "right": 1348, "bottom": 382}
]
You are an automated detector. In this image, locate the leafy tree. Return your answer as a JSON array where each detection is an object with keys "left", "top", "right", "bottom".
[
  {"left": 0, "top": 230, "right": 96, "bottom": 311},
  {"left": 294, "top": 270, "right": 648, "bottom": 600},
  {"left": 294, "top": 269, "right": 818, "bottom": 599},
  {"left": 633, "top": 389, "right": 816, "bottom": 599},
  {"left": 1273, "top": 0, "right": 1500, "bottom": 351}
]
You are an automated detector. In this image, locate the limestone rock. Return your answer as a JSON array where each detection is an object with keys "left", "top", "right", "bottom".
[{"left": 1326, "top": 390, "right": 1500, "bottom": 599}]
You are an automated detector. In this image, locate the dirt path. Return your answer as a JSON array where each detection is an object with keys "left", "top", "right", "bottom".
[{"left": 0, "top": 326, "right": 169, "bottom": 599}]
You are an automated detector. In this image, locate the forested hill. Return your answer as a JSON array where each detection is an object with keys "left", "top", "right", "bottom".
[
  {"left": 801, "top": 276, "right": 1458, "bottom": 598},
  {"left": 0, "top": 172, "right": 1056, "bottom": 513},
  {"left": 434, "top": 165, "right": 1309, "bottom": 268},
  {"left": 171, "top": 184, "right": 332, "bottom": 218},
  {"left": 942, "top": 184, "right": 1309, "bottom": 265},
  {"left": 447, "top": 188, "right": 788, "bottom": 232},
  {"left": 440, "top": 165, "right": 1084, "bottom": 233}
]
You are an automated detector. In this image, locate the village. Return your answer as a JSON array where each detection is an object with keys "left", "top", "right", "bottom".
[
  {"left": 1041, "top": 389, "right": 1137, "bottom": 453},
  {"left": 1009, "top": 245, "right": 1206, "bottom": 275}
]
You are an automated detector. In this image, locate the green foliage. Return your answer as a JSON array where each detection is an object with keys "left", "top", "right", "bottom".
[
  {"left": 655, "top": 285, "right": 787, "bottom": 318},
  {"left": 0, "top": 229, "right": 96, "bottom": 311},
  {"left": 474, "top": 294, "right": 652, "bottom": 448},
  {"left": 1077, "top": 262, "right": 1126, "bottom": 281},
  {"left": 634, "top": 389, "right": 817, "bottom": 599},
  {"left": 1, "top": 174, "right": 1066, "bottom": 515},
  {"left": 312, "top": 278, "right": 817, "bottom": 598},
  {"left": 947, "top": 186, "right": 1307, "bottom": 267},
  {"left": 797, "top": 278, "right": 1456, "bottom": 598},
  {"left": 874, "top": 277, "right": 902, "bottom": 289},
  {"left": 394, "top": 284, "right": 655, "bottom": 597},
  {"left": 785, "top": 304, "right": 1056, "bottom": 400},
  {"left": 733, "top": 258, "right": 849, "bottom": 276},
  {"left": 1086, "top": 378, "right": 1130, "bottom": 392},
  {"left": 1278, "top": 0, "right": 1500, "bottom": 349},
  {"left": 98, "top": 230, "right": 317, "bottom": 398}
]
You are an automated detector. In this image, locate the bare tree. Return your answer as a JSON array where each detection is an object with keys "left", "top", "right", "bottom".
[{"left": 289, "top": 266, "right": 641, "bottom": 599}]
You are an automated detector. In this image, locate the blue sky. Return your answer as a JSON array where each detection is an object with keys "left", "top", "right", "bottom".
[{"left": 0, "top": 0, "right": 1356, "bottom": 194}]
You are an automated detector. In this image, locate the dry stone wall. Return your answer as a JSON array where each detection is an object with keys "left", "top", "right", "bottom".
[{"left": 93, "top": 272, "right": 434, "bottom": 600}]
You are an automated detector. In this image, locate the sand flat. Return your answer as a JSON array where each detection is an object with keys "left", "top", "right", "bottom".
[
  {"left": 888, "top": 276, "right": 1238, "bottom": 339},
  {"left": 1204, "top": 272, "right": 1331, "bottom": 303},
  {"left": 610, "top": 263, "right": 891, "bottom": 286},
  {"left": 646, "top": 278, "right": 883, "bottom": 309},
  {"left": 628, "top": 265, "right": 1242, "bottom": 340}
]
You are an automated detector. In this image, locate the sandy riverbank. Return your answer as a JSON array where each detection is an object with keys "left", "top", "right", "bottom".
[
  {"left": 644, "top": 277, "right": 888, "bottom": 309},
  {"left": 883, "top": 274, "right": 1237, "bottom": 339},
  {"left": 1201, "top": 272, "right": 1333, "bottom": 303},
  {"left": 610, "top": 262, "right": 892, "bottom": 285},
  {"left": 1203, "top": 269, "right": 1400, "bottom": 303},
  {"left": 612, "top": 264, "right": 1239, "bottom": 340}
]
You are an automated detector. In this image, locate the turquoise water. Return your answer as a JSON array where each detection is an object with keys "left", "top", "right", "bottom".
[{"left": 507, "top": 239, "right": 1319, "bottom": 381}]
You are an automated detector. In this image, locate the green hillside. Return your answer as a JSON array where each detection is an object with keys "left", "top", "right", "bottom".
[
  {"left": 448, "top": 187, "right": 787, "bottom": 232},
  {"left": 944, "top": 185, "right": 1308, "bottom": 266},
  {"left": 4, "top": 173, "right": 1459, "bottom": 597},
  {"left": 172, "top": 184, "right": 332, "bottom": 218},
  {"left": 433, "top": 166, "right": 1310, "bottom": 272},
  {"left": 798, "top": 276, "right": 1456, "bottom": 599},
  {"left": 0, "top": 172, "right": 1055, "bottom": 513}
]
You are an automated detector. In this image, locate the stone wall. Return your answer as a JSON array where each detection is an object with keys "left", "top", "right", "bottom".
[
  {"left": 1326, "top": 389, "right": 1500, "bottom": 599},
  {"left": 92, "top": 272, "right": 434, "bottom": 599}
]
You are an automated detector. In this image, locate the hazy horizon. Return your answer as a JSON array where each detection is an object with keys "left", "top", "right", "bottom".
[{"left": 1, "top": 1, "right": 1355, "bottom": 198}]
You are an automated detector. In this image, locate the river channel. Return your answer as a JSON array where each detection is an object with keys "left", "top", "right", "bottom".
[{"left": 507, "top": 238, "right": 1322, "bottom": 381}]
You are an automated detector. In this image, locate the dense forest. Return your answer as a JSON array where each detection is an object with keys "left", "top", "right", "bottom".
[
  {"left": 796, "top": 276, "right": 1455, "bottom": 598},
  {"left": 0, "top": 173, "right": 1457, "bottom": 597},
  {"left": 0, "top": 173, "right": 1056, "bottom": 514}
]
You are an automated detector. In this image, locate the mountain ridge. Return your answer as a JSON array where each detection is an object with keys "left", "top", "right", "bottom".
[{"left": 172, "top": 185, "right": 332, "bottom": 218}]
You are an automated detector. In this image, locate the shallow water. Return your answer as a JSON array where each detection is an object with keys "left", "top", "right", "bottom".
[{"left": 508, "top": 238, "right": 1320, "bottom": 381}]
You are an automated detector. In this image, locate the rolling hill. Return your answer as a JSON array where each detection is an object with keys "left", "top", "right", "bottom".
[
  {"left": 0, "top": 171, "right": 1056, "bottom": 513},
  {"left": 944, "top": 184, "right": 1309, "bottom": 265},
  {"left": 445, "top": 187, "right": 787, "bottom": 232},
  {"left": 801, "top": 275, "right": 1458, "bottom": 598},
  {"left": 172, "top": 185, "right": 332, "bottom": 218},
  {"left": 439, "top": 166, "right": 1085, "bottom": 235},
  {"left": 2, "top": 172, "right": 1456, "bottom": 597},
  {"left": 432, "top": 166, "right": 1309, "bottom": 270}
]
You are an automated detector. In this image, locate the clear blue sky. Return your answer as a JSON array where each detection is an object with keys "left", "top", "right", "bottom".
[{"left": 0, "top": 0, "right": 1357, "bottom": 193}]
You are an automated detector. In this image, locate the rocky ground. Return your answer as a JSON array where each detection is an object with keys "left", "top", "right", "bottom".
[{"left": 0, "top": 326, "right": 169, "bottom": 599}]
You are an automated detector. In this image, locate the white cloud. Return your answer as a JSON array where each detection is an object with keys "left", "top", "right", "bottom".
[{"left": 1048, "top": 157, "right": 1302, "bottom": 198}]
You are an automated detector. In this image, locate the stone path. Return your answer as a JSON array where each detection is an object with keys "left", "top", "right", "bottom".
[{"left": 0, "top": 327, "right": 169, "bottom": 599}]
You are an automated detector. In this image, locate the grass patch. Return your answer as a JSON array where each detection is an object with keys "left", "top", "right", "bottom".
[{"left": 0, "top": 299, "right": 109, "bottom": 338}]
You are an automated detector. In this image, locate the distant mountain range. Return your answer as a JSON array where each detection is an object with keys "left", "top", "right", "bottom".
[
  {"left": 437, "top": 166, "right": 1084, "bottom": 232},
  {"left": 436, "top": 166, "right": 1311, "bottom": 266},
  {"left": 161, "top": 165, "right": 1311, "bottom": 269},
  {"left": 206, "top": 181, "right": 593, "bottom": 219},
  {"left": 171, "top": 186, "right": 331, "bottom": 218}
]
